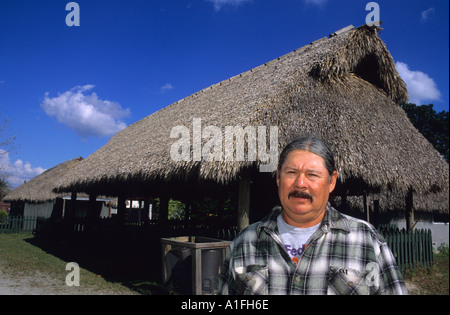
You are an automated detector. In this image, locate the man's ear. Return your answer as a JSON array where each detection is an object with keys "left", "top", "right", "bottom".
[
  {"left": 328, "top": 171, "right": 338, "bottom": 193},
  {"left": 276, "top": 168, "right": 280, "bottom": 187}
]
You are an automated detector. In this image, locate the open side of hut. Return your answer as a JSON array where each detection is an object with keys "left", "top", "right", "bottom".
[
  {"left": 4, "top": 157, "right": 112, "bottom": 220},
  {"left": 54, "top": 25, "right": 449, "bottom": 231}
]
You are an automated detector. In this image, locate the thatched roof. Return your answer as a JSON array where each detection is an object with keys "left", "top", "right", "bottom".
[
  {"left": 4, "top": 157, "right": 83, "bottom": 203},
  {"left": 332, "top": 189, "right": 449, "bottom": 214},
  {"left": 54, "top": 25, "right": 448, "bottom": 202}
]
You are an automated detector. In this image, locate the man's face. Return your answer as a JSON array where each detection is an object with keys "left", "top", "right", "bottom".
[{"left": 276, "top": 149, "right": 337, "bottom": 228}]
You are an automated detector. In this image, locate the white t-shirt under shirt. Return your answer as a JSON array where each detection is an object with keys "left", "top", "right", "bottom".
[{"left": 277, "top": 214, "right": 321, "bottom": 265}]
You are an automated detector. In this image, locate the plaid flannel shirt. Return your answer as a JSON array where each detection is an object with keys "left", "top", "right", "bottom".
[{"left": 218, "top": 203, "right": 408, "bottom": 295}]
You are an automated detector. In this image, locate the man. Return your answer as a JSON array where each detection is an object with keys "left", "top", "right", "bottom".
[{"left": 218, "top": 135, "right": 407, "bottom": 295}]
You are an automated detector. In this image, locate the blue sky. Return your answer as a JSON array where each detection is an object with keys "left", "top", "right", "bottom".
[{"left": 0, "top": 0, "right": 448, "bottom": 188}]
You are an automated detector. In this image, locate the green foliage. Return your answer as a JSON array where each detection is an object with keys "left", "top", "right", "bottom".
[
  {"left": 437, "top": 243, "right": 449, "bottom": 257},
  {"left": 153, "top": 196, "right": 236, "bottom": 221},
  {"left": 153, "top": 198, "right": 187, "bottom": 220},
  {"left": 0, "top": 209, "right": 8, "bottom": 219},
  {"left": 168, "top": 199, "right": 185, "bottom": 220},
  {"left": 400, "top": 103, "right": 449, "bottom": 162},
  {"left": 193, "top": 197, "right": 220, "bottom": 219},
  {"left": 1, "top": 175, "right": 11, "bottom": 200}
]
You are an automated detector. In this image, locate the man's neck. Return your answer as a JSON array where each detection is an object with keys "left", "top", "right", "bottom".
[{"left": 281, "top": 207, "right": 326, "bottom": 228}]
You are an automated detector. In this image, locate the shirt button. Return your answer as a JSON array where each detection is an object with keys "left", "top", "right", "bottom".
[
  {"left": 296, "top": 276, "right": 301, "bottom": 283},
  {"left": 348, "top": 281, "right": 354, "bottom": 287}
]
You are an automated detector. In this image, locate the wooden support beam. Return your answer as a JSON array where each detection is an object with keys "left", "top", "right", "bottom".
[
  {"left": 217, "top": 195, "right": 225, "bottom": 221},
  {"left": 87, "top": 194, "right": 98, "bottom": 232},
  {"left": 341, "top": 194, "right": 347, "bottom": 211},
  {"left": 192, "top": 249, "right": 202, "bottom": 295},
  {"left": 184, "top": 201, "right": 192, "bottom": 222},
  {"left": 88, "top": 194, "right": 97, "bottom": 217},
  {"left": 66, "top": 191, "right": 77, "bottom": 220},
  {"left": 143, "top": 199, "right": 150, "bottom": 222},
  {"left": 373, "top": 199, "right": 380, "bottom": 226},
  {"left": 237, "top": 175, "right": 251, "bottom": 232},
  {"left": 159, "top": 192, "right": 169, "bottom": 225},
  {"left": 405, "top": 188, "right": 414, "bottom": 231},
  {"left": 117, "top": 194, "right": 127, "bottom": 223},
  {"left": 363, "top": 193, "right": 369, "bottom": 223}
]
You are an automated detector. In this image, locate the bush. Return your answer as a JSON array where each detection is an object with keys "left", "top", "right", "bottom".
[
  {"left": 0, "top": 209, "right": 8, "bottom": 220},
  {"left": 437, "top": 243, "right": 449, "bottom": 257}
]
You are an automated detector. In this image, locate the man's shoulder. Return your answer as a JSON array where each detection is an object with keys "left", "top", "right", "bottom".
[
  {"left": 340, "top": 212, "right": 376, "bottom": 231},
  {"left": 232, "top": 207, "right": 282, "bottom": 244},
  {"left": 335, "top": 209, "right": 385, "bottom": 243}
]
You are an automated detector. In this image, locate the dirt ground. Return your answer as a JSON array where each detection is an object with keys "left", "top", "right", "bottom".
[
  {"left": 1, "top": 258, "right": 418, "bottom": 295},
  {"left": 404, "top": 281, "right": 421, "bottom": 295}
]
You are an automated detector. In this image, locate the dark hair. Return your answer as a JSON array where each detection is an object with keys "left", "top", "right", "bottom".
[{"left": 277, "top": 135, "right": 336, "bottom": 177}]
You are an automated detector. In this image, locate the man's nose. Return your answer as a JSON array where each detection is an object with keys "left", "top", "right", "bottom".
[{"left": 293, "top": 174, "right": 306, "bottom": 188}]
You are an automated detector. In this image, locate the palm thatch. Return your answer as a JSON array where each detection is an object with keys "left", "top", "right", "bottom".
[
  {"left": 4, "top": 157, "right": 83, "bottom": 203},
  {"left": 53, "top": 25, "right": 448, "bottom": 207},
  {"left": 332, "top": 189, "right": 449, "bottom": 214}
]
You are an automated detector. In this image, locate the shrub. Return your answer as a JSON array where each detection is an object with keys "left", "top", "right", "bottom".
[{"left": 0, "top": 209, "right": 8, "bottom": 220}]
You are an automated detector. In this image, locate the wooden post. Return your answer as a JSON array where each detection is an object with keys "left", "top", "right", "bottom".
[
  {"left": 117, "top": 194, "right": 127, "bottom": 223},
  {"left": 67, "top": 191, "right": 77, "bottom": 219},
  {"left": 62, "top": 198, "right": 67, "bottom": 218},
  {"left": 159, "top": 192, "right": 169, "bottom": 225},
  {"left": 88, "top": 194, "right": 97, "bottom": 216},
  {"left": 184, "top": 197, "right": 193, "bottom": 222},
  {"left": 363, "top": 192, "right": 369, "bottom": 223},
  {"left": 341, "top": 194, "right": 347, "bottom": 211},
  {"left": 405, "top": 188, "right": 414, "bottom": 231},
  {"left": 87, "top": 194, "right": 98, "bottom": 232},
  {"left": 237, "top": 175, "right": 251, "bottom": 232},
  {"left": 192, "top": 248, "right": 202, "bottom": 295},
  {"left": 217, "top": 195, "right": 225, "bottom": 221},
  {"left": 373, "top": 199, "right": 380, "bottom": 226},
  {"left": 143, "top": 199, "right": 150, "bottom": 222}
]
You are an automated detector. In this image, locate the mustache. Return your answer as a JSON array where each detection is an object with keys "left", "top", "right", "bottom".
[{"left": 288, "top": 190, "right": 313, "bottom": 201}]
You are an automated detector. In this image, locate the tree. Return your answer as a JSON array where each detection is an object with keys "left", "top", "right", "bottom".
[
  {"left": 400, "top": 103, "right": 449, "bottom": 162},
  {"left": 1, "top": 114, "right": 15, "bottom": 198},
  {"left": 0, "top": 176, "right": 10, "bottom": 200},
  {"left": 1, "top": 115, "right": 15, "bottom": 154},
  {"left": 168, "top": 198, "right": 185, "bottom": 220}
]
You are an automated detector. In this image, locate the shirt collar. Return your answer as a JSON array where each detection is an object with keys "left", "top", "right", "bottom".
[
  {"left": 321, "top": 203, "right": 350, "bottom": 233},
  {"left": 257, "top": 203, "right": 350, "bottom": 238}
]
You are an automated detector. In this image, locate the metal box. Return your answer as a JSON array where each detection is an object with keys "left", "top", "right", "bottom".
[{"left": 161, "top": 236, "right": 231, "bottom": 295}]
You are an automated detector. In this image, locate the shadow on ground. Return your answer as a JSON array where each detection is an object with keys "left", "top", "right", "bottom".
[{"left": 25, "top": 232, "right": 169, "bottom": 294}]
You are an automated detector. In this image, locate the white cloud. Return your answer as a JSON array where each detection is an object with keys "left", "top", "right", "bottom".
[
  {"left": 396, "top": 62, "right": 442, "bottom": 105},
  {"left": 0, "top": 150, "right": 46, "bottom": 189},
  {"left": 41, "top": 85, "right": 130, "bottom": 138},
  {"left": 206, "top": 0, "right": 251, "bottom": 11},
  {"left": 160, "top": 83, "right": 174, "bottom": 94},
  {"left": 421, "top": 7, "right": 435, "bottom": 23}
]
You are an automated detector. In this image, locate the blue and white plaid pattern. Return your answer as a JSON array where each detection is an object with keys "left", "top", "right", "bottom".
[{"left": 218, "top": 204, "right": 408, "bottom": 295}]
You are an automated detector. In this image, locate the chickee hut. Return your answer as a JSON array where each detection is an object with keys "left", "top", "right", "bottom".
[
  {"left": 4, "top": 157, "right": 115, "bottom": 228},
  {"left": 53, "top": 25, "right": 449, "bottom": 236}
]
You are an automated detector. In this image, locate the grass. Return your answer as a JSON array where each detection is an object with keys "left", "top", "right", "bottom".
[
  {"left": 1, "top": 232, "right": 448, "bottom": 295},
  {"left": 403, "top": 245, "right": 449, "bottom": 295},
  {"left": 0, "top": 233, "right": 139, "bottom": 294},
  {"left": 1, "top": 233, "right": 58, "bottom": 272}
]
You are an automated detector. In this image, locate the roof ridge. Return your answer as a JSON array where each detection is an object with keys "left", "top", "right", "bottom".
[
  {"left": 329, "top": 25, "right": 355, "bottom": 38},
  {"left": 186, "top": 25, "right": 358, "bottom": 98}
]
